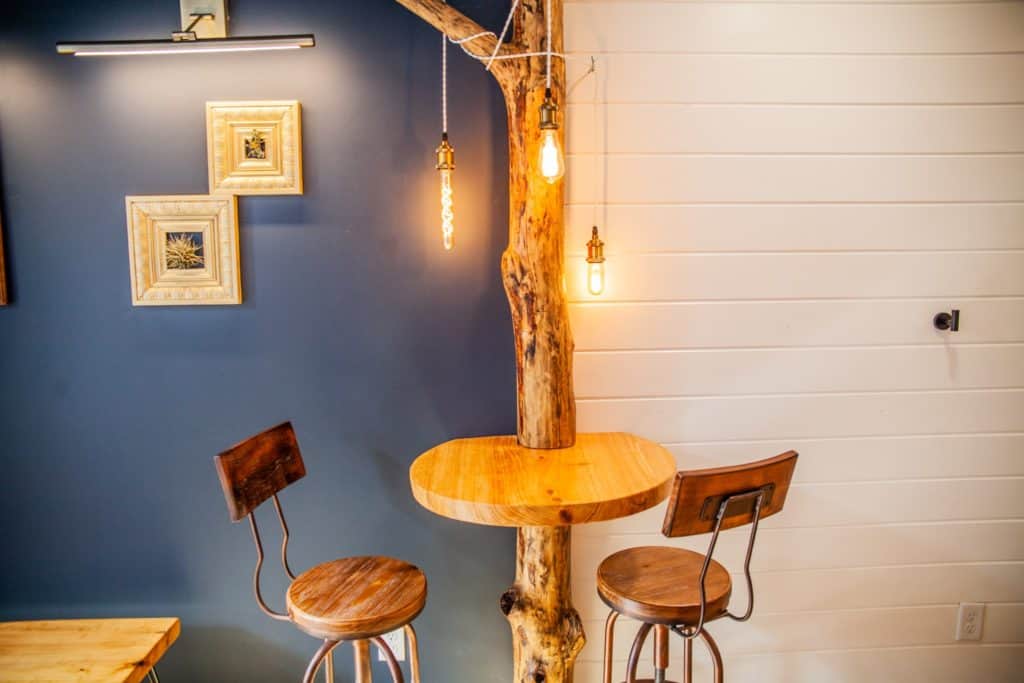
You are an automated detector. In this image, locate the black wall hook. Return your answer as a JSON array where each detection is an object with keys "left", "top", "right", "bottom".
[{"left": 934, "top": 309, "right": 960, "bottom": 332}]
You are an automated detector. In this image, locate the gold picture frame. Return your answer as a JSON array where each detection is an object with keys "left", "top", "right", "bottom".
[
  {"left": 206, "top": 100, "right": 303, "bottom": 195},
  {"left": 125, "top": 195, "right": 241, "bottom": 306},
  {"left": 0, "top": 213, "right": 7, "bottom": 306}
]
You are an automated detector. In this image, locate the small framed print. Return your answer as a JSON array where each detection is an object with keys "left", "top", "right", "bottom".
[
  {"left": 206, "top": 100, "right": 303, "bottom": 195},
  {"left": 125, "top": 195, "right": 241, "bottom": 306},
  {"left": 0, "top": 213, "right": 7, "bottom": 306}
]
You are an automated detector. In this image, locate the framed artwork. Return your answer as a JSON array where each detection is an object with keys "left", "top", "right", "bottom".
[
  {"left": 125, "top": 195, "right": 241, "bottom": 306},
  {"left": 0, "top": 213, "right": 7, "bottom": 306},
  {"left": 206, "top": 100, "right": 303, "bottom": 195}
]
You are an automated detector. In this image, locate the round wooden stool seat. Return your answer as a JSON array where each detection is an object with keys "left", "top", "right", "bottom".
[
  {"left": 597, "top": 546, "right": 732, "bottom": 626},
  {"left": 286, "top": 556, "right": 427, "bottom": 641}
]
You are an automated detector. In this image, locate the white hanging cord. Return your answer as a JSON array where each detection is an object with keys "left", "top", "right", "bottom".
[
  {"left": 441, "top": 0, "right": 568, "bottom": 66},
  {"left": 450, "top": 31, "right": 492, "bottom": 45},
  {"left": 545, "top": 0, "right": 553, "bottom": 90},
  {"left": 486, "top": 0, "right": 520, "bottom": 71},
  {"left": 441, "top": 21, "right": 448, "bottom": 133},
  {"left": 593, "top": 57, "right": 601, "bottom": 228}
]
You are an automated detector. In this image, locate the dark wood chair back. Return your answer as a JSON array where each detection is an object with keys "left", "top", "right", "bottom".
[
  {"left": 214, "top": 421, "right": 307, "bottom": 522},
  {"left": 661, "top": 451, "right": 798, "bottom": 538}
]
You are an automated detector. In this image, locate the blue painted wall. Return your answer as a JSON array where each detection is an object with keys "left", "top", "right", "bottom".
[{"left": 0, "top": 1, "right": 517, "bottom": 679}]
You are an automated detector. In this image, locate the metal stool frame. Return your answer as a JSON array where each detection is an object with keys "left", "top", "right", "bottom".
[
  {"left": 601, "top": 450, "right": 798, "bottom": 683},
  {"left": 247, "top": 493, "right": 420, "bottom": 683}
]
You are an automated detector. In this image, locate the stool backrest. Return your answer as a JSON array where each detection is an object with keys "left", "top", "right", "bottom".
[
  {"left": 662, "top": 451, "right": 798, "bottom": 538},
  {"left": 215, "top": 421, "right": 307, "bottom": 522}
]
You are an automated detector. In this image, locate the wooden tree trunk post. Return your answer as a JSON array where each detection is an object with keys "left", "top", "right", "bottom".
[
  {"left": 501, "top": 526, "right": 585, "bottom": 683},
  {"left": 395, "top": 0, "right": 575, "bottom": 451},
  {"left": 393, "top": 1, "right": 582, "bottom": 680},
  {"left": 493, "top": 0, "right": 575, "bottom": 450}
]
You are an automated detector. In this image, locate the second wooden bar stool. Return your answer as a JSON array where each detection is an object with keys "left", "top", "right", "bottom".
[
  {"left": 214, "top": 422, "right": 426, "bottom": 683},
  {"left": 597, "top": 451, "right": 799, "bottom": 683}
]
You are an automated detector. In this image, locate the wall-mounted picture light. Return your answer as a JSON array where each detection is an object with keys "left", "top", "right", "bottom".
[{"left": 57, "top": 0, "right": 315, "bottom": 57}]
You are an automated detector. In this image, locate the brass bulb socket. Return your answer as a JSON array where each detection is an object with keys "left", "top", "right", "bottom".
[
  {"left": 586, "top": 226, "right": 605, "bottom": 263},
  {"left": 436, "top": 135, "right": 455, "bottom": 171},
  {"left": 539, "top": 92, "right": 560, "bottom": 131}
]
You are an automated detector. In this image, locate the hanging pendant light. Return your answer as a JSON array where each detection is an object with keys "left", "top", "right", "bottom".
[
  {"left": 537, "top": 0, "right": 565, "bottom": 184},
  {"left": 586, "top": 226, "right": 606, "bottom": 296},
  {"left": 436, "top": 19, "right": 456, "bottom": 251},
  {"left": 436, "top": 134, "right": 456, "bottom": 251},
  {"left": 538, "top": 89, "right": 565, "bottom": 184}
]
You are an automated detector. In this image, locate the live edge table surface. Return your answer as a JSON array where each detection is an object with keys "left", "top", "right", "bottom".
[
  {"left": 0, "top": 618, "right": 180, "bottom": 683},
  {"left": 409, "top": 432, "right": 676, "bottom": 681},
  {"left": 409, "top": 432, "right": 677, "bottom": 527}
]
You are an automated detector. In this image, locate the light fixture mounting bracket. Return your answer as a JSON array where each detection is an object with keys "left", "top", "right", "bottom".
[{"left": 179, "top": 0, "right": 228, "bottom": 39}]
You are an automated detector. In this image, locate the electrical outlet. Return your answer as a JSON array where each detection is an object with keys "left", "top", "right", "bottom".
[
  {"left": 377, "top": 628, "right": 406, "bottom": 662},
  {"left": 955, "top": 603, "right": 985, "bottom": 641}
]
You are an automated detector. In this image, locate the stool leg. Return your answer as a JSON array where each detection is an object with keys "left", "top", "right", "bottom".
[
  {"left": 699, "top": 630, "right": 724, "bottom": 683},
  {"left": 602, "top": 610, "right": 619, "bottom": 683},
  {"left": 303, "top": 640, "right": 341, "bottom": 683},
  {"left": 681, "top": 636, "right": 693, "bottom": 683},
  {"left": 324, "top": 651, "right": 334, "bottom": 683},
  {"left": 353, "top": 640, "right": 373, "bottom": 683},
  {"left": 373, "top": 636, "right": 406, "bottom": 683},
  {"left": 654, "top": 625, "right": 669, "bottom": 683},
  {"left": 626, "top": 623, "right": 653, "bottom": 683},
  {"left": 404, "top": 624, "right": 421, "bottom": 683}
]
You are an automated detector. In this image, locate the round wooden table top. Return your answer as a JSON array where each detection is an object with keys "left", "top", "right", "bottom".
[{"left": 409, "top": 432, "right": 677, "bottom": 527}]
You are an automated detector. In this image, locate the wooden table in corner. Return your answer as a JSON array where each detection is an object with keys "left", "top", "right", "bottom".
[
  {"left": 0, "top": 618, "right": 179, "bottom": 683},
  {"left": 410, "top": 431, "right": 676, "bottom": 682}
]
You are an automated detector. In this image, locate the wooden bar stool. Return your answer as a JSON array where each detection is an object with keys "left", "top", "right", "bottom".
[
  {"left": 597, "top": 451, "right": 799, "bottom": 683},
  {"left": 214, "top": 422, "right": 426, "bottom": 683}
]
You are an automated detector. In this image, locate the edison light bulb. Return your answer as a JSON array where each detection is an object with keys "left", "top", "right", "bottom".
[
  {"left": 587, "top": 260, "right": 605, "bottom": 296},
  {"left": 539, "top": 129, "right": 565, "bottom": 184},
  {"left": 440, "top": 169, "right": 454, "bottom": 250},
  {"left": 586, "top": 226, "right": 606, "bottom": 296},
  {"left": 538, "top": 89, "right": 565, "bottom": 184},
  {"left": 435, "top": 134, "right": 456, "bottom": 250}
]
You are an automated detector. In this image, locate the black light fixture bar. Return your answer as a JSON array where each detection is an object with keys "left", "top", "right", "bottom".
[
  {"left": 57, "top": 34, "right": 315, "bottom": 57},
  {"left": 56, "top": 0, "right": 315, "bottom": 57}
]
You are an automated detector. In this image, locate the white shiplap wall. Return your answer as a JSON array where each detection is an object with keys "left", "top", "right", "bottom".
[{"left": 563, "top": 1, "right": 1024, "bottom": 681}]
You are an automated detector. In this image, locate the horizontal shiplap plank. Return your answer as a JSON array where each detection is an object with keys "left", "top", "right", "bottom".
[
  {"left": 577, "top": 389, "right": 1024, "bottom": 442},
  {"left": 574, "top": 520, "right": 1024, "bottom": 568},
  {"left": 575, "top": 644, "right": 1024, "bottom": 683},
  {"left": 593, "top": 476, "right": 1024, "bottom": 533},
  {"left": 565, "top": 204, "right": 1024, "bottom": 253},
  {"left": 662, "top": 434, "right": 1024, "bottom": 482},
  {"left": 566, "top": 104, "right": 1024, "bottom": 154},
  {"left": 570, "top": 299, "right": 1024, "bottom": 349},
  {"left": 582, "top": 604, "right": 1024, "bottom": 661},
  {"left": 565, "top": 252, "right": 1024, "bottom": 301},
  {"left": 566, "top": 3, "right": 1024, "bottom": 54},
  {"left": 575, "top": 346, "right": 1024, "bottom": 397},
  {"left": 567, "top": 54, "right": 1024, "bottom": 104},
  {"left": 574, "top": 563, "right": 1024, "bottom": 616},
  {"left": 566, "top": 155, "right": 1024, "bottom": 204}
]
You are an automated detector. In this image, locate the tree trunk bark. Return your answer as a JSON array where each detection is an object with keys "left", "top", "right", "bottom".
[
  {"left": 492, "top": 0, "right": 575, "bottom": 450},
  {"left": 500, "top": 527, "right": 586, "bottom": 683},
  {"left": 393, "top": 0, "right": 576, "bottom": 450},
  {"left": 391, "top": 1, "right": 582, "bottom": 680}
]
